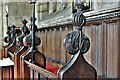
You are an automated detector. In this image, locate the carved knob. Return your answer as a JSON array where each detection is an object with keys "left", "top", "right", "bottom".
[{"left": 23, "top": 33, "right": 41, "bottom": 47}]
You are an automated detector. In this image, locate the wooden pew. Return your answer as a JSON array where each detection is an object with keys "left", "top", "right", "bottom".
[
  {"left": 1, "top": 25, "right": 21, "bottom": 79},
  {"left": 24, "top": 25, "right": 97, "bottom": 79},
  {"left": 14, "top": 19, "right": 30, "bottom": 78},
  {"left": 6, "top": 25, "right": 21, "bottom": 61},
  {"left": 20, "top": 16, "right": 46, "bottom": 78},
  {"left": 23, "top": 2, "right": 97, "bottom": 79},
  {"left": 2, "top": 26, "right": 11, "bottom": 58},
  {"left": 2, "top": 19, "right": 30, "bottom": 79},
  {"left": 2, "top": 11, "right": 11, "bottom": 58}
]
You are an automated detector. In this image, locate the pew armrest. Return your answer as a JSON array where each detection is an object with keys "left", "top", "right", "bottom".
[{"left": 0, "top": 58, "right": 14, "bottom": 67}]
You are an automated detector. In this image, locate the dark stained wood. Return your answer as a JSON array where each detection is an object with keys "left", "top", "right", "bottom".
[
  {"left": 10, "top": 65, "right": 14, "bottom": 79},
  {"left": 14, "top": 46, "right": 28, "bottom": 78},
  {"left": 21, "top": 47, "right": 46, "bottom": 78},
  {"left": 19, "top": 49, "right": 31, "bottom": 78},
  {"left": 1, "top": 66, "right": 14, "bottom": 79},
  {"left": 2, "top": 44, "right": 11, "bottom": 58},
  {"left": 7, "top": 43, "right": 19, "bottom": 60},
  {"left": 7, "top": 52, "right": 14, "bottom": 61},
  {"left": 58, "top": 51, "right": 97, "bottom": 79},
  {"left": 21, "top": 49, "right": 32, "bottom": 78}
]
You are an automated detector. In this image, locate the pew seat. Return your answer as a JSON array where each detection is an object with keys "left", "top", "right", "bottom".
[
  {"left": 24, "top": 51, "right": 97, "bottom": 79},
  {"left": 46, "top": 61, "right": 62, "bottom": 74},
  {"left": 0, "top": 58, "right": 14, "bottom": 67}
]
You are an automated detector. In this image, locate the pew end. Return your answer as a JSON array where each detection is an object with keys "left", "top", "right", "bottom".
[{"left": 24, "top": 50, "right": 97, "bottom": 79}]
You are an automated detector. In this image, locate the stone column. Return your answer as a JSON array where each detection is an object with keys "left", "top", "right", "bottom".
[
  {"left": 0, "top": 1, "right": 4, "bottom": 59},
  {"left": 38, "top": 2, "right": 49, "bottom": 20},
  {"left": 35, "top": 2, "right": 39, "bottom": 25},
  {"left": 57, "top": 0, "right": 65, "bottom": 11},
  {"left": 49, "top": 0, "right": 57, "bottom": 13}
]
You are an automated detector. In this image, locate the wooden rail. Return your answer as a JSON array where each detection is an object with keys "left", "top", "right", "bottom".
[{"left": 25, "top": 60, "right": 58, "bottom": 78}]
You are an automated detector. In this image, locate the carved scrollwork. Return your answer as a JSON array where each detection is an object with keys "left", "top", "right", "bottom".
[
  {"left": 81, "top": 34, "right": 90, "bottom": 54},
  {"left": 63, "top": 29, "right": 90, "bottom": 54},
  {"left": 63, "top": 29, "right": 79, "bottom": 54}
]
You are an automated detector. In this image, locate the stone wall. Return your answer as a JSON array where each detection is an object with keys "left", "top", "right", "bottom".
[
  {"left": 0, "top": 2, "right": 33, "bottom": 58},
  {"left": 0, "top": 1, "right": 3, "bottom": 59},
  {"left": 93, "top": 1, "right": 120, "bottom": 10},
  {"left": 8, "top": 2, "right": 32, "bottom": 27}
]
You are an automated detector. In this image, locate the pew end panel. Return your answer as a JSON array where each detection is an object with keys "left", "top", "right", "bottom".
[
  {"left": 58, "top": 51, "right": 97, "bottom": 79},
  {"left": 24, "top": 51, "right": 97, "bottom": 79},
  {"left": 0, "top": 58, "right": 14, "bottom": 79},
  {"left": 2, "top": 44, "right": 10, "bottom": 58},
  {"left": 14, "top": 46, "right": 28, "bottom": 78},
  {"left": 21, "top": 47, "right": 46, "bottom": 78}
]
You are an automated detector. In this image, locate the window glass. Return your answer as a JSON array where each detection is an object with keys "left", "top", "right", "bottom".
[{"left": 72, "top": 0, "right": 92, "bottom": 13}]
